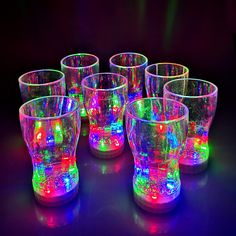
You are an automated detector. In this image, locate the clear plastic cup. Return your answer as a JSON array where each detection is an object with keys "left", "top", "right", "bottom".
[{"left": 19, "top": 96, "right": 81, "bottom": 206}]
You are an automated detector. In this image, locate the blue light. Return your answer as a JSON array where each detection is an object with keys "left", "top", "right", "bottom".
[{"left": 46, "top": 135, "right": 54, "bottom": 146}]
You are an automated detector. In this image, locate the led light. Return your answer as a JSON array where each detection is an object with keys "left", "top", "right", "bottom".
[
  {"left": 164, "top": 78, "right": 218, "bottom": 173},
  {"left": 37, "top": 132, "right": 42, "bottom": 140},
  {"left": 64, "top": 178, "right": 70, "bottom": 183},
  {"left": 36, "top": 121, "right": 42, "bottom": 129},
  {"left": 81, "top": 108, "right": 87, "bottom": 117},
  {"left": 82, "top": 73, "right": 127, "bottom": 158},
  {"left": 19, "top": 96, "right": 80, "bottom": 206},
  {"left": 126, "top": 98, "right": 188, "bottom": 213}
]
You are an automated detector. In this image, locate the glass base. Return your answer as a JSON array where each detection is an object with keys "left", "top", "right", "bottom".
[
  {"left": 180, "top": 160, "right": 208, "bottom": 174},
  {"left": 34, "top": 184, "right": 79, "bottom": 207},
  {"left": 90, "top": 144, "right": 124, "bottom": 159},
  {"left": 180, "top": 137, "right": 209, "bottom": 174},
  {"left": 133, "top": 189, "right": 180, "bottom": 214}
]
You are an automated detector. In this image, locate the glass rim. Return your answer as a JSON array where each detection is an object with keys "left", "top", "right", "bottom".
[
  {"left": 60, "top": 53, "right": 99, "bottom": 70},
  {"left": 164, "top": 78, "right": 218, "bottom": 99},
  {"left": 109, "top": 52, "right": 148, "bottom": 69},
  {"left": 19, "top": 95, "right": 80, "bottom": 120},
  {"left": 18, "top": 69, "right": 65, "bottom": 87},
  {"left": 125, "top": 97, "right": 189, "bottom": 124},
  {"left": 81, "top": 72, "right": 128, "bottom": 92},
  {"left": 145, "top": 62, "right": 189, "bottom": 79}
]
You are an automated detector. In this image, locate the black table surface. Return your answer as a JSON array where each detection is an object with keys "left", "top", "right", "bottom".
[{"left": 1, "top": 0, "right": 236, "bottom": 235}]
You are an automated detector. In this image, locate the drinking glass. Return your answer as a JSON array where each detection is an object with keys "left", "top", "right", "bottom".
[
  {"left": 19, "top": 69, "right": 66, "bottom": 102},
  {"left": 19, "top": 96, "right": 81, "bottom": 206},
  {"left": 145, "top": 62, "right": 189, "bottom": 97},
  {"left": 126, "top": 98, "right": 188, "bottom": 213},
  {"left": 109, "top": 52, "right": 148, "bottom": 102},
  {"left": 61, "top": 53, "right": 99, "bottom": 119},
  {"left": 164, "top": 78, "right": 218, "bottom": 173},
  {"left": 82, "top": 73, "right": 128, "bottom": 158}
]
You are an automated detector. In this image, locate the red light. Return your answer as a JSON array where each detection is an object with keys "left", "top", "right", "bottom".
[
  {"left": 112, "top": 106, "right": 118, "bottom": 113},
  {"left": 45, "top": 189, "right": 51, "bottom": 194},
  {"left": 36, "top": 132, "right": 42, "bottom": 140},
  {"left": 114, "top": 139, "right": 120, "bottom": 147},
  {"left": 157, "top": 124, "right": 165, "bottom": 133}
]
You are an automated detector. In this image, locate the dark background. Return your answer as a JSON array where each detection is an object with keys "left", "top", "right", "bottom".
[{"left": 1, "top": 0, "right": 236, "bottom": 235}]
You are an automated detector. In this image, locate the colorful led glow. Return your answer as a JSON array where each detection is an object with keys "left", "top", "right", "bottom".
[
  {"left": 89, "top": 122, "right": 124, "bottom": 153},
  {"left": 82, "top": 73, "right": 128, "bottom": 158},
  {"left": 164, "top": 78, "right": 218, "bottom": 172},
  {"left": 80, "top": 107, "right": 87, "bottom": 117},
  {"left": 133, "top": 159, "right": 181, "bottom": 205},
  {"left": 126, "top": 98, "right": 188, "bottom": 213},
  {"left": 32, "top": 157, "right": 79, "bottom": 199},
  {"left": 61, "top": 53, "right": 99, "bottom": 118},
  {"left": 180, "top": 127, "right": 210, "bottom": 166},
  {"left": 19, "top": 96, "right": 81, "bottom": 205},
  {"left": 110, "top": 52, "right": 148, "bottom": 102},
  {"left": 53, "top": 120, "right": 63, "bottom": 144}
]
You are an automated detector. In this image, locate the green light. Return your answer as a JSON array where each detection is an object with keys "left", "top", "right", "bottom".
[
  {"left": 105, "top": 126, "right": 111, "bottom": 132},
  {"left": 54, "top": 122, "right": 63, "bottom": 144},
  {"left": 112, "top": 94, "right": 120, "bottom": 106},
  {"left": 167, "top": 172, "right": 173, "bottom": 179},
  {"left": 173, "top": 169, "right": 179, "bottom": 179},
  {"left": 100, "top": 139, "right": 107, "bottom": 151},
  {"left": 43, "top": 150, "right": 51, "bottom": 162},
  {"left": 36, "top": 121, "right": 42, "bottom": 129},
  {"left": 140, "top": 152, "right": 148, "bottom": 157},
  {"left": 200, "top": 143, "right": 209, "bottom": 161},
  {"left": 55, "top": 124, "right": 61, "bottom": 131},
  {"left": 78, "top": 94, "right": 83, "bottom": 102},
  {"left": 33, "top": 166, "right": 46, "bottom": 190},
  {"left": 69, "top": 167, "right": 75, "bottom": 172},
  {"left": 101, "top": 165, "right": 107, "bottom": 174},
  {"left": 201, "top": 145, "right": 208, "bottom": 151},
  {"left": 81, "top": 108, "right": 87, "bottom": 117},
  {"left": 136, "top": 100, "right": 144, "bottom": 118}
]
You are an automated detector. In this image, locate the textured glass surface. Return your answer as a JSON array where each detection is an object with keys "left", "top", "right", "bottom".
[
  {"left": 126, "top": 98, "right": 188, "bottom": 212},
  {"left": 61, "top": 53, "right": 99, "bottom": 119},
  {"left": 164, "top": 78, "right": 218, "bottom": 173},
  {"left": 82, "top": 73, "right": 128, "bottom": 158},
  {"left": 110, "top": 52, "right": 148, "bottom": 102},
  {"left": 19, "top": 69, "right": 66, "bottom": 102},
  {"left": 19, "top": 96, "right": 80, "bottom": 204},
  {"left": 145, "top": 63, "right": 189, "bottom": 97}
]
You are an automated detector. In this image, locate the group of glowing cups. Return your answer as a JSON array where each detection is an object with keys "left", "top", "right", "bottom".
[{"left": 18, "top": 52, "right": 217, "bottom": 212}]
